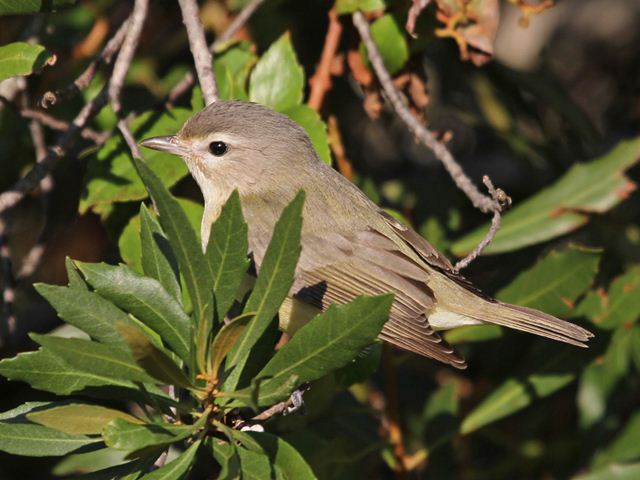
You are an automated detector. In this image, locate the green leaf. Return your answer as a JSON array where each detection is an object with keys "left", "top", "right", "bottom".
[
  {"left": 225, "top": 191, "right": 304, "bottom": 382},
  {"left": 496, "top": 244, "right": 601, "bottom": 316},
  {"left": 233, "top": 431, "right": 317, "bottom": 479},
  {"left": 592, "top": 411, "right": 640, "bottom": 468},
  {"left": 0, "top": 423, "right": 98, "bottom": 457},
  {"left": 81, "top": 108, "right": 192, "bottom": 213},
  {"left": 116, "top": 324, "right": 193, "bottom": 389},
  {"left": 102, "top": 418, "right": 203, "bottom": 452},
  {"left": 27, "top": 404, "right": 141, "bottom": 435},
  {"left": 210, "top": 313, "right": 253, "bottom": 380},
  {"left": 209, "top": 439, "right": 241, "bottom": 479},
  {"left": 444, "top": 325, "right": 503, "bottom": 344},
  {"left": 0, "top": 348, "right": 140, "bottom": 395},
  {"left": 575, "top": 266, "right": 640, "bottom": 330},
  {"left": 452, "top": 137, "right": 640, "bottom": 255},
  {"left": 336, "top": 0, "right": 386, "bottom": 14},
  {"left": 206, "top": 190, "right": 250, "bottom": 321},
  {"left": 214, "top": 41, "right": 257, "bottom": 101},
  {"left": 30, "top": 334, "right": 157, "bottom": 385},
  {"left": 574, "top": 463, "right": 640, "bottom": 480},
  {"left": 68, "top": 458, "right": 150, "bottom": 480},
  {"left": 0, "top": 0, "right": 76, "bottom": 14},
  {"left": 249, "top": 33, "right": 304, "bottom": 111},
  {"left": 139, "top": 439, "right": 201, "bottom": 479},
  {"left": 360, "top": 14, "right": 409, "bottom": 75},
  {"left": 34, "top": 284, "right": 134, "bottom": 350},
  {"left": 284, "top": 105, "right": 332, "bottom": 165},
  {"left": 132, "top": 155, "right": 214, "bottom": 371},
  {"left": 0, "top": 42, "right": 54, "bottom": 81},
  {"left": 577, "top": 325, "right": 636, "bottom": 427},
  {"left": 0, "top": 402, "right": 52, "bottom": 422},
  {"left": 140, "top": 205, "right": 181, "bottom": 302},
  {"left": 422, "top": 381, "right": 459, "bottom": 446},
  {"left": 76, "top": 262, "right": 191, "bottom": 364},
  {"left": 460, "top": 345, "right": 588, "bottom": 434},
  {"left": 251, "top": 295, "right": 393, "bottom": 406},
  {"left": 66, "top": 257, "right": 89, "bottom": 290},
  {"left": 334, "top": 343, "right": 382, "bottom": 388}
]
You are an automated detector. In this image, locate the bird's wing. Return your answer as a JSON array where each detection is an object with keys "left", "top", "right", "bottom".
[{"left": 294, "top": 227, "right": 467, "bottom": 369}]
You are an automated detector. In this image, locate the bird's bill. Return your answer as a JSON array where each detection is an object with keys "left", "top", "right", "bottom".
[{"left": 140, "top": 135, "right": 187, "bottom": 156}]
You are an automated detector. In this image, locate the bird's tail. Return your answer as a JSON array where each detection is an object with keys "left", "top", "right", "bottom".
[
  {"left": 431, "top": 276, "right": 594, "bottom": 347},
  {"left": 468, "top": 300, "right": 593, "bottom": 347}
]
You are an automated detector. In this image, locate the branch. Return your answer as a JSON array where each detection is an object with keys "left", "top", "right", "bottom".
[
  {"left": 0, "top": 217, "right": 16, "bottom": 348},
  {"left": 308, "top": 7, "right": 343, "bottom": 111},
  {"left": 177, "top": 0, "right": 218, "bottom": 105},
  {"left": 166, "top": 0, "right": 267, "bottom": 106},
  {"left": 352, "top": 11, "right": 511, "bottom": 269},
  {"left": 109, "top": 0, "right": 149, "bottom": 116},
  {"left": 0, "top": 89, "right": 108, "bottom": 216},
  {"left": 41, "top": 15, "right": 131, "bottom": 108}
]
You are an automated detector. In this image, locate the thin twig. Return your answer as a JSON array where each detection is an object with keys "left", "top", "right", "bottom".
[
  {"left": 41, "top": 16, "right": 132, "bottom": 108},
  {"left": 250, "top": 386, "right": 309, "bottom": 422},
  {"left": 177, "top": 0, "right": 218, "bottom": 105},
  {"left": 166, "top": 0, "right": 267, "bottom": 106},
  {"left": 109, "top": 0, "right": 149, "bottom": 116},
  {"left": 0, "top": 217, "right": 16, "bottom": 349},
  {"left": 0, "top": 89, "right": 108, "bottom": 216},
  {"left": 454, "top": 176, "right": 511, "bottom": 271},
  {"left": 308, "top": 7, "right": 343, "bottom": 111},
  {"left": 353, "top": 12, "right": 511, "bottom": 269}
]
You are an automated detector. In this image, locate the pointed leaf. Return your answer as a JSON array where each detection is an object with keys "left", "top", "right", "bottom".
[
  {"left": 116, "top": 324, "right": 193, "bottom": 389},
  {"left": 66, "top": 257, "right": 88, "bottom": 290},
  {"left": 139, "top": 439, "right": 201, "bottom": 479},
  {"left": 249, "top": 33, "right": 304, "bottom": 111},
  {"left": 132, "top": 156, "right": 213, "bottom": 371},
  {"left": 34, "top": 284, "right": 134, "bottom": 350},
  {"left": 248, "top": 295, "right": 392, "bottom": 406},
  {"left": 210, "top": 313, "right": 253, "bottom": 380},
  {"left": 0, "top": 348, "right": 140, "bottom": 395},
  {"left": 76, "top": 262, "right": 191, "bottom": 364},
  {"left": 140, "top": 205, "right": 181, "bottom": 302},
  {"left": 206, "top": 190, "right": 250, "bottom": 321},
  {"left": 239, "top": 431, "right": 317, "bottom": 479},
  {"left": 0, "top": 423, "right": 98, "bottom": 457},
  {"left": 0, "top": 42, "right": 54, "bottom": 81},
  {"left": 452, "top": 137, "right": 640, "bottom": 255},
  {"left": 30, "top": 334, "right": 157, "bottom": 384},
  {"left": 226, "top": 191, "right": 304, "bottom": 373},
  {"left": 102, "top": 418, "right": 203, "bottom": 452},
  {"left": 496, "top": 244, "right": 601, "bottom": 316},
  {"left": 27, "top": 404, "right": 141, "bottom": 435}
]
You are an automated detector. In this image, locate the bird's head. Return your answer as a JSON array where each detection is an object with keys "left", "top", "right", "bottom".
[{"left": 140, "top": 100, "right": 319, "bottom": 201}]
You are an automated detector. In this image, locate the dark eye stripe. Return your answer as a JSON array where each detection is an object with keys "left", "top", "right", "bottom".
[{"left": 209, "top": 141, "right": 228, "bottom": 156}]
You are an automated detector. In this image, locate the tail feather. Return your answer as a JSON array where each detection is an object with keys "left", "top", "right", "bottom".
[{"left": 470, "top": 301, "right": 593, "bottom": 347}]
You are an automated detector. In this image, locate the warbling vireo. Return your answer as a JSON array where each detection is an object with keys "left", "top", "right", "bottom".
[{"left": 141, "top": 100, "right": 592, "bottom": 368}]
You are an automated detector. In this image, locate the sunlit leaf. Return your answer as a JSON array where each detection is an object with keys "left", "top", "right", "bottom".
[
  {"left": 249, "top": 33, "right": 304, "bottom": 111},
  {"left": 81, "top": 109, "right": 192, "bottom": 213},
  {"left": 360, "top": 14, "right": 409, "bottom": 74},
  {"left": 0, "top": 423, "right": 98, "bottom": 457},
  {"left": 27, "top": 404, "right": 141, "bottom": 435},
  {"left": 283, "top": 105, "right": 332, "bottom": 165},
  {"left": 452, "top": 137, "right": 640, "bottom": 255},
  {"left": 76, "top": 262, "right": 191, "bottom": 365},
  {"left": 0, "top": 42, "right": 54, "bottom": 81}
]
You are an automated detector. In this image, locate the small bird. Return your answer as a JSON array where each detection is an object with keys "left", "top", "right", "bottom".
[{"left": 141, "top": 100, "right": 592, "bottom": 368}]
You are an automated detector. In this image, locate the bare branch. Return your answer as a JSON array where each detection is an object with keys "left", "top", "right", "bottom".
[
  {"left": 41, "top": 16, "right": 132, "bottom": 108},
  {"left": 17, "top": 115, "right": 54, "bottom": 280},
  {"left": 308, "top": 7, "right": 343, "bottom": 111},
  {"left": 0, "top": 89, "right": 108, "bottom": 216},
  {"left": 406, "top": 0, "right": 432, "bottom": 37},
  {"left": 167, "top": 0, "right": 267, "bottom": 106},
  {"left": 109, "top": 0, "right": 149, "bottom": 115},
  {"left": 0, "top": 217, "right": 16, "bottom": 348},
  {"left": 177, "top": 0, "right": 218, "bottom": 105},
  {"left": 353, "top": 11, "right": 511, "bottom": 269}
]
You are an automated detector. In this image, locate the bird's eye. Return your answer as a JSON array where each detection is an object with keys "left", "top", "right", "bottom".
[{"left": 209, "top": 141, "right": 228, "bottom": 156}]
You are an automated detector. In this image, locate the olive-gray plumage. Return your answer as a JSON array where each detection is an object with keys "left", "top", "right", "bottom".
[{"left": 141, "top": 100, "right": 592, "bottom": 368}]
